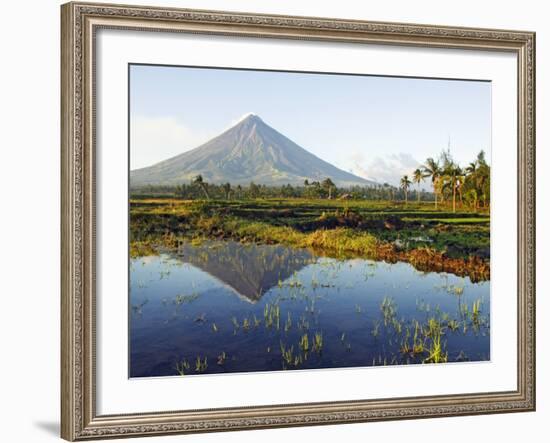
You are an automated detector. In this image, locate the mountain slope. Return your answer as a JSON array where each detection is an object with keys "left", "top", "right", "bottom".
[
  {"left": 176, "top": 241, "right": 315, "bottom": 303},
  {"left": 130, "top": 114, "right": 375, "bottom": 187}
]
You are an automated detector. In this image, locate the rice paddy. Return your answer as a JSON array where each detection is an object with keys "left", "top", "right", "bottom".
[
  {"left": 129, "top": 241, "right": 490, "bottom": 377},
  {"left": 129, "top": 198, "right": 490, "bottom": 282}
]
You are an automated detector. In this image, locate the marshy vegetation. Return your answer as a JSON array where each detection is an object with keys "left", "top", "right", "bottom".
[{"left": 130, "top": 196, "right": 489, "bottom": 282}]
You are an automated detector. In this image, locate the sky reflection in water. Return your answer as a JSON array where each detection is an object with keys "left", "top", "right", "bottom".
[{"left": 130, "top": 241, "right": 490, "bottom": 377}]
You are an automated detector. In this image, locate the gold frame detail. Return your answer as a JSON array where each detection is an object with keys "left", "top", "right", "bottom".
[{"left": 61, "top": 2, "right": 536, "bottom": 440}]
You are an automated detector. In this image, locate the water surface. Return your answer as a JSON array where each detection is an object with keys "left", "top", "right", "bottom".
[{"left": 130, "top": 241, "right": 490, "bottom": 377}]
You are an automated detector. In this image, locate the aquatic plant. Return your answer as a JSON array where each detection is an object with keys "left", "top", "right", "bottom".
[
  {"left": 460, "top": 302, "right": 469, "bottom": 319},
  {"left": 263, "top": 303, "right": 281, "bottom": 329},
  {"left": 424, "top": 333, "right": 447, "bottom": 364},
  {"left": 412, "top": 321, "right": 423, "bottom": 351},
  {"left": 217, "top": 352, "right": 226, "bottom": 365},
  {"left": 305, "top": 300, "right": 315, "bottom": 315},
  {"left": 284, "top": 312, "right": 292, "bottom": 333},
  {"left": 175, "top": 359, "right": 190, "bottom": 376},
  {"left": 131, "top": 299, "right": 148, "bottom": 316},
  {"left": 174, "top": 293, "right": 199, "bottom": 305},
  {"left": 452, "top": 285, "right": 465, "bottom": 296},
  {"left": 447, "top": 319, "right": 460, "bottom": 331},
  {"left": 231, "top": 316, "right": 239, "bottom": 329},
  {"left": 472, "top": 299, "right": 482, "bottom": 324},
  {"left": 299, "top": 333, "right": 310, "bottom": 352},
  {"left": 381, "top": 297, "right": 398, "bottom": 326},
  {"left": 280, "top": 342, "right": 295, "bottom": 368},
  {"left": 253, "top": 315, "right": 261, "bottom": 328},
  {"left": 297, "top": 315, "right": 310, "bottom": 331},
  {"left": 426, "top": 317, "right": 443, "bottom": 338},
  {"left": 424, "top": 320, "right": 448, "bottom": 364},
  {"left": 287, "top": 278, "right": 303, "bottom": 288},
  {"left": 371, "top": 321, "right": 381, "bottom": 337},
  {"left": 392, "top": 317, "right": 403, "bottom": 335},
  {"left": 195, "top": 356, "right": 208, "bottom": 372},
  {"left": 313, "top": 332, "right": 323, "bottom": 353},
  {"left": 401, "top": 321, "right": 425, "bottom": 357}
]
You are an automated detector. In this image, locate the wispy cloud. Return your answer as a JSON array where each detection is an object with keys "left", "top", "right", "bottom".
[
  {"left": 350, "top": 151, "right": 427, "bottom": 188},
  {"left": 130, "top": 116, "right": 212, "bottom": 170},
  {"left": 221, "top": 112, "right": 259, "bottom": 132}
]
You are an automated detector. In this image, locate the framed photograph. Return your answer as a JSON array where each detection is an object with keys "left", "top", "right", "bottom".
[{"left": 61, "top": 2, "right": 536, "bottom": 440}]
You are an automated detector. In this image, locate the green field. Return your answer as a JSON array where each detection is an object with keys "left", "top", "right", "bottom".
[{"left": 130, "top": 198, "right": 490, "bottom": 282}]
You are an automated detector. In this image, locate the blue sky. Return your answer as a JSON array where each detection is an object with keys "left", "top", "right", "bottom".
[{"left": 130, "top": 64, "right": 491, "bottom": 187}]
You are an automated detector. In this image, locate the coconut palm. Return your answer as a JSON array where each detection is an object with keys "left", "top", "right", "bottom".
[
  {"left": 477, "top": 150, "right": 488, "bottom": 167},
  {"left": 456, "top": 170, "right": 465, "bottom": 208},
  {"left": 192, "top": 175, "right": 210, "bottom": 200},
  {"left": 422, "top": 158, "right": 441, "bottom": 209},
  {"left": 249, "top": 181, "right": 260, "bottom": 198},
  {"left": 321, "top": 178, "right": 336, "bottom": 199},
  {"left": 382, "top": 183, "right": 391, "bottom": 201},
  {"left": 465, "top": 161, "right": 477, "bottom": 175},
  {"left": 442, "top": 164, "right": 462, "bottom": 213},
  {"left": 461, "top": 150, "right": 490, "bottom": 210},
  {"left": 400, "top": 175, "right": 412, "bottom": 204},
  {"left": 413, "top": 168, "right": 424, "bottom": 202},
  {"left": 222, "top": 182, "right": 231, "bottom": 200}
]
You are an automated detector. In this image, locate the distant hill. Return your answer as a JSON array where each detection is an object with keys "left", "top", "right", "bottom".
[{"left": 130, "top": 114, "right": 376, "bottom": 188}]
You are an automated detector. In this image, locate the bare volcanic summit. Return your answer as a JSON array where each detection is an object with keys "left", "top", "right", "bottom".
[{"left": 130, "top": 114, "right": 375, "bottom": 188}]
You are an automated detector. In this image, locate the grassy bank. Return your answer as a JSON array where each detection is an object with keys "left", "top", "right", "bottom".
[{"left": 130, "top": 198, "right": 490, "bottom": 281}]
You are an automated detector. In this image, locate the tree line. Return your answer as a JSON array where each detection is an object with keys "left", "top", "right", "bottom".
[
  {"left": 131, "top": 175, "right": 433, "bottom": 202},
  {"left": 130, "top": 149, "right": 489, "bottom": 211},
  {"left": 399, "top": 149, "right": 490, "bottom": 212}
]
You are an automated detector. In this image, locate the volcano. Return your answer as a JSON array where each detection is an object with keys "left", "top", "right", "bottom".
[{"left": 130, "top": 113, "right": 374, "bottom": 188}]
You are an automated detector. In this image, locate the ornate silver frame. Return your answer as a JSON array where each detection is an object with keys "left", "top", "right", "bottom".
[{"left": 61, "top": 2, "right": 536, "bottom": 440}]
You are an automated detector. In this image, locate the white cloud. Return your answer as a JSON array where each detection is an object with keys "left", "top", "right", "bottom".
[
  {"left": 130, "top": 116, "right": 212, "bottom": 170},
  {"left": 220, "top": 112, "right": 257, "bottom": 132},
  {"left": 350, "top": 151, "right": 429, "bottom": 188}
]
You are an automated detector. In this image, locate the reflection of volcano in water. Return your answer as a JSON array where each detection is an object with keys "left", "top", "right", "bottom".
[{"left": 175, "top": 241, "right": 316, "bottom": 302}]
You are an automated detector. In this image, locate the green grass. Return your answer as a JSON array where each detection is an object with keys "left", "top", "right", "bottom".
[
  {"left": 129, "top": 197, "right": 490, "bottom": 279},
  {"left": 422, "top": 217, "right": 490, "bottom": 224}
]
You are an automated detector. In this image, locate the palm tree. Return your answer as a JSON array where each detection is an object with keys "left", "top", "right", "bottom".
[
  {"left": 477, "top": 150, "right": 488, "bottom": 167},
  {"left": 222, "top": 182, "right": 231, "bottom": 200},
  {"left": 456, "top": 170, "right": 465, "bottom": 209},
  {"left": 464, "top": 160, "right": 480, "bottom": 209},
  {"left": 443, "top": 164, "right": 461, "bottom": 213},
  {"left": 400, "top": 175, "right": 412, "bottom": 204},
  {"left": 321, "top": 178, "right": 336, "bottom": 199},
  {"left": 383, "top": 183, "right": 391, "bottom": 201},
  {"left": 474, "top": 150, "right": 490, "bottom": 208},
  {"left": 192, "top": 175, "right": 210, "bottom": 200},
  {"left": 422, "top": 158, "right": 441, "bottom": 209},
  {"left": 413, "top": 168, "right": 424, "bottom": 202},
  {"left": 465, "top": 161, "right": 477, "bottom": 175},
  {"left": 249, "top": 181, "right": 260, "bottom": 198}
]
